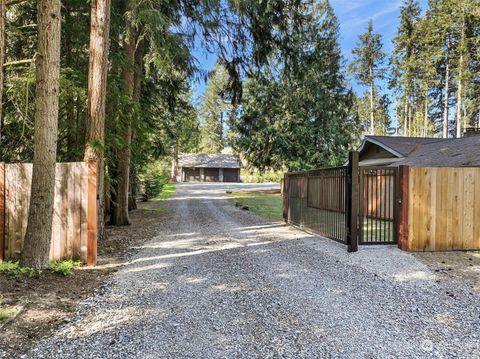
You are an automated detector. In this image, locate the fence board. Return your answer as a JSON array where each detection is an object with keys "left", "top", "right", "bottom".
[
  {"left": 2, "top": 162, "right": 95, "bottom": 264},
  {"left": 0, "top": 163, "right": 4, "bottom": 261},
  {"left": 407, "top": 167, "right": 480, "bottom": 251}
]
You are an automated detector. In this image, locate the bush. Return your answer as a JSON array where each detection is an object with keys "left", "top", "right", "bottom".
[
  {"left": 138, "top": 161, "right": 170, "bottom": 200},
  {"left": 0, "top": 261, "right": 35, "bottom": 278},
  {"left": 50, "top": 259, "right": 83, "bottom": 276},
  {"left": 241, "top": 169, "right": 284, "bottom": 183}
]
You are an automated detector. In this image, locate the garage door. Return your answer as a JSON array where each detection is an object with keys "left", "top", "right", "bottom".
[
  {"left": 204, "top": 168, "right": 219, "bottom": 182},
  {"left": 223, "top": 168, "right": 239, "bottom": 182},
  {"left": 184, "top": 168, "right": 200, "bottom": 182}
]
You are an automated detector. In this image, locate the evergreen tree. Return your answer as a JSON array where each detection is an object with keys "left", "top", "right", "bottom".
[
  {"left": 390, "top": 0, "right": 421, "bottom": 136},
  {"left": 199, "top": 63, "right": 231, "bottom": 153},
  {"left": 233, "top": 0, "right": 359, "bottom": 171},
  {"left": 348, "top": 20, "right": 386, "bottom": 135}
]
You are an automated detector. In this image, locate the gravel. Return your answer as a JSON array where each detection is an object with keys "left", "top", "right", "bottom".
[{"left": 22, "top": 183, "right": 480, "bottom": 359}]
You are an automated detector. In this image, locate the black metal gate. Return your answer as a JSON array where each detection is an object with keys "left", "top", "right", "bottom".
[
  {"left": 284, "top": 152, "right": 399, "bottom": 251},
  {"left": 359, "top": 166, "right": 399, "bottom": 244}
]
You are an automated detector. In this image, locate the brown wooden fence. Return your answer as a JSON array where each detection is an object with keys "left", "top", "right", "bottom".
[
  {"left": 399, "top": 166, "right": 480, "bottom": 251},
  {"left": 0, "top": 161, "right": 97, "bottom": 265}
]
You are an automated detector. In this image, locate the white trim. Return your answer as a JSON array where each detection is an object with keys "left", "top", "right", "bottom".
[{"left": 358, "top": 137, "right": 405, "bottom": 158}]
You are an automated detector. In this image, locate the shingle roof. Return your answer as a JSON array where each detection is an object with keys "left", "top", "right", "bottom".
[
  {"left": 178, "top": 153, "right": 242, "bottom": 168},
  {"left": 363, "top": 135, "right": 445, "bottom": 157},
  {"left": 360, "top": 135, "right": 480, "bottom": 167},
  {"left": 394, "top": 136, "right": 480, "bottom": 166}
]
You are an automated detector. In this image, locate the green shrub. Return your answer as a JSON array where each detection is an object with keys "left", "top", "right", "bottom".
[
  {"left": 50, "top": 259, "right": 83, "bottom": 276},
  {"left": 0, "top": 261, "right": 35, "bottom": 278},
  {"left": 241, "top": 169, "right": 284, "bottom": 183},
  {"left": 138, "top": 161, "right": 170, "bottom": 200}
]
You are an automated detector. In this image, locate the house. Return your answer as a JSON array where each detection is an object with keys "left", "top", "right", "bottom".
[
  {"left": 176, "top": 153, "right": 242, "bottom": 182},
  {"left": 358, "top": 134, "right": 480, "bottom": 167}
]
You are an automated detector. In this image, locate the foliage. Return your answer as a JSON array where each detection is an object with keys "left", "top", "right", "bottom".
[
  {"left": 199, "top": 64, "right": 232, "bottom": 153},
  {"left": 232, "top": 1, "right": 360, "bottom": 171},
  {"left": 0, "top": 261, "right": 35, "bottom": 278},
  {"left": 240, "top": 169, "right": 284, "bottom": 183},
  {"left": 138, "top": 161, "right": 170, "bottom": 200},
  {"left": 50, "top": 259, "right": 83, "bottom": 276}
]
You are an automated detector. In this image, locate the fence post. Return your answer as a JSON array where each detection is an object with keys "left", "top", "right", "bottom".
[
  {"left": 398, "top": 165, "right": 409, "bottom": 251},
  {"left": 86, "top": 160, "right": 98, "bottom": 266},
  {"left": 0, "top": 163, "right": 4, "bottom": 261},
  {"left": 346, "top": 151, "right": 359, "bottom": 252}
]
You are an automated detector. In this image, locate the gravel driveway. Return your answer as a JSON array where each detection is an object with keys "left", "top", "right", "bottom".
[{"left": 25, "top": 183, "right": 479, "bottom": 358}]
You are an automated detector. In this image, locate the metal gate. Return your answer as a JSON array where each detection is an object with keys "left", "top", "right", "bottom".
[{"left": 359, "top": 166, "right": 398, "bottom": 244}]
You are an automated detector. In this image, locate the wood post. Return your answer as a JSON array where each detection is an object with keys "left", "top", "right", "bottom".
[
  {"left": 0, "top": 163, "right": 4, "bottom": 261},
  {"left": 398, "top": 165, "right": 409, "bottom": 251},
  {"left": 86, "top": 160, "right": 98, "bottom": 266},
  {"left": 346, "top": 151, "right": 359, "bottom": 252}
]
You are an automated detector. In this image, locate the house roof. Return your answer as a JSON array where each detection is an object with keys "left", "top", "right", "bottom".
[
  {"left": 359, "top": 135, "right": 480, "bottom": 167},
  {"left": 178, "top": 153, "right": 242, "bottom": 168},
  {"left": 360, "top": 136, "right": 445, "bottom": 157},
  {"left": 395, "top": 136, "right": 480, "bottom": 166}
]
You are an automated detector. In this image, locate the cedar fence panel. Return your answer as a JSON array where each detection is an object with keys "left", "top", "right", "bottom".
[
  {"left": 403, "top": 166, "right": 480, "bottom": 251},
  {"left": 0, "top": 161, "right": 97, "bottom": 265}
]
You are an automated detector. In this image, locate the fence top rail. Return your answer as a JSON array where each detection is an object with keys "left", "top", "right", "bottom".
[{"left": 285, "top": 165, "right": 348, "bottom": 177}]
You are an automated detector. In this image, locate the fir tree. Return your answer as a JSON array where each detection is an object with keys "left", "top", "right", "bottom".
[{"left": 348, "top": 20, "right": 386, "bottom": 135}]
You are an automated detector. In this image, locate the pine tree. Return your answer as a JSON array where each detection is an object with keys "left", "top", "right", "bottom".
[
  {"left": 199, "top": 63, "right": 231, "bottom": 153},
  {"left": 390, "top": 0, "right": 421, "bottom": 136},
  {"left": 21, "top": 0, "right": 62, "bottom": 269},
  {"left": 348, "top": 20, "right": 386, "bottom": 135},
  {"left": 84, "top": 0, "right": 111, "bottom": 241}
]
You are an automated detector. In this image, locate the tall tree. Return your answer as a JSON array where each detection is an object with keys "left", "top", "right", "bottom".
[
  {"left": 84, "top": 0, "right": 111, "bottom": 241},
  {"left": 111, "top": 0, "right": 136, "bottom": 226},
  {"left": 233, "top": 1, "right": 359, "bottom": 171},
  {"left": 199, "top": 63, "right": 231, "bottom": 153},
  {"left": 349, "top": 20, "right": 386, "bottom": 135},
  {"left": 20, "top": 0, "right": 61, "bottom": 269},
  {"left": 390, "top": 0, "right": 421, "bottom": 136}
]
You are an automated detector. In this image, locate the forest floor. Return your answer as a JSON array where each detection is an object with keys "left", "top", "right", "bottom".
[{"left": 0, "top": 198, "right": 170, "bottom": 358}]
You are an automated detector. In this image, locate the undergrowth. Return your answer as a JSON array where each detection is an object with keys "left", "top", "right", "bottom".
[
  {"left": 0, "top": 261, "right": 35, "bottom": 278},
  {"left": 50, "top": 259, "right": 83, "bottom": 276}
]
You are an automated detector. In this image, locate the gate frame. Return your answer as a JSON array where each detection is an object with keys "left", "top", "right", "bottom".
[{"left": 358, "top": 165, "right": 399, "bottom": 245}]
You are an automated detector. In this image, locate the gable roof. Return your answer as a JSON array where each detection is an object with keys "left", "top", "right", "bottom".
[
  {"left": 178, "top": 153, "right": 242, "bottom": 168},
  {"left": 359, "top": 135, "right": 480, "bottom": 167},
  {"left": 360, "top": 136, "right": 445, "bottom": 158}
]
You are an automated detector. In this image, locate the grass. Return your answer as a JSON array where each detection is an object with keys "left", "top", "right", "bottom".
[
  {"left": 228, "top": 190, "right": 283, "bottom": 222},
  {"left": 155, "top": 183, "right": 176, "bottom": 200},
  {"left": 50, "top": 259, "right": 83, "bottom": 276},
  {"left": 0, "top": 295, "right": 17, "bottom": 322}
]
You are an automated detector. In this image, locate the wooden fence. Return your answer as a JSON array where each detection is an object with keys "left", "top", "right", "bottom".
[
  {"left": 399, "top": 166, "right": 480, "bottom": 251},
  {"left": 0, "top": 161, "right": 97, "bottom": 265}
]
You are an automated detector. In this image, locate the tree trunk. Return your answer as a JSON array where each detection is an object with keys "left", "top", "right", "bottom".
[
  {"left": 128, "top": 39, "right": 144, "bottom": 212},
  {"left": 443, "top": 49, "right": 450, "bottom": 138},
  {"left": 456, "top": 13, "right": 465, "bottom": 139},
  {"left": 403, "top": 97, "right": 408, "bottom": 136},
  {"left": 423, "top": 86, "right": 429, "bottom": 137},
  {"left": 111, "top": 0, "right": 135, "bottom": 225},
  {"left": 20, "top": 0, "right": 61, "bottom": 269},
  {"left": 0, "top": 0, "right": 5, "bottom": 156},
  {"left": 171, "top": 141, "right": 179, "bottom": 182},
  {"left": 84, "top": 0, "right": 111, "bottom": 242},
  {"left": 369, "top": 67, "right": 374, "bottom": 135}
]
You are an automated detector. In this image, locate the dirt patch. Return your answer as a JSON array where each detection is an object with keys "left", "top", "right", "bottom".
[
  {"left": 414, "top": 251, "right": 480, "bottom": 292},
  {"left": 0, "top": 199, "right": 167, "bottom": 358}
]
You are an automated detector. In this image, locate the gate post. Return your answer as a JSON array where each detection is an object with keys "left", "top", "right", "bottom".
[{"left": 346, "top": 151, "right": 359, "bottom": 252}]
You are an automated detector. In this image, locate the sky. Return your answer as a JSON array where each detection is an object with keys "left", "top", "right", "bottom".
[{"left": 191, "top": 0, "right": 429, "bottom": 102}]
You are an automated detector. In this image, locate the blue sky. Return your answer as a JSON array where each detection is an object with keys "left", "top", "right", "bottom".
[{"left": 191, "top": 0, "right": 429, "bottom": 102}]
